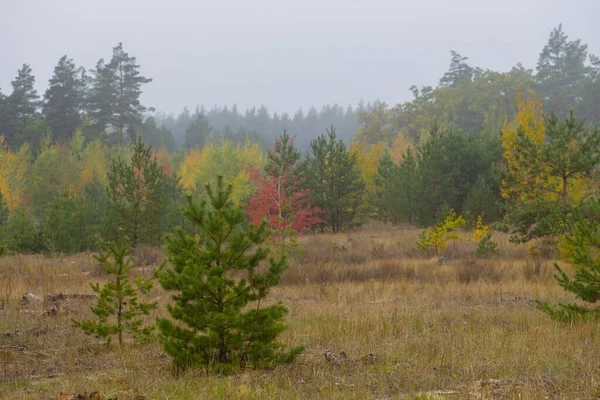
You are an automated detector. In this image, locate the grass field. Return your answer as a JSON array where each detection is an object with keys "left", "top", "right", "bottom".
[{"left": 1, "top": 225, "right": 599, "bottom": 399}]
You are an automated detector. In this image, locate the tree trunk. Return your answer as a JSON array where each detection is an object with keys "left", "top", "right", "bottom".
[{"left": 562, "top": 175, "right": 569, "bottom": 214}]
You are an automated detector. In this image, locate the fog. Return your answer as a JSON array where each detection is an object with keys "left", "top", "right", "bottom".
[{"left": 1, "top": 0, "right": 599, "bottom": 114}]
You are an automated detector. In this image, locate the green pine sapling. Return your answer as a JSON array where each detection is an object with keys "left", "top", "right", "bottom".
[
  {"left": 537, "top": 199, "right": 600, "bottom": 320},
  {"left": 157, "top": 176, "right": 304, "bottom": 371},
  {"left": 73, "top": 236, "right": 158, "bottom": 345}
]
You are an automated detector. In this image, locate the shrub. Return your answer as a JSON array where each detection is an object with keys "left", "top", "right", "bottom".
[
  {"left": 416, "top": 209, "right": 466, "bottom": 255},
  {"left": 474, "top": 215, "right": 499, "bottom": 259}
]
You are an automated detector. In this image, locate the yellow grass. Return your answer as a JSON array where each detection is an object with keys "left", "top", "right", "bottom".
[{"left": 1, "top": 225, "right": 599, "bottom": 399}]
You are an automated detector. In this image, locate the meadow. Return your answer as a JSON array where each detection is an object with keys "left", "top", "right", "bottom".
[{"left": 0, "top": 225, "right": 598, "bottom": 399}]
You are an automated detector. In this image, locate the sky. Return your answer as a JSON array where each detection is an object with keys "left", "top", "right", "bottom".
[{"left": 1, "top": 0, "right": 599, "bottom": 115}]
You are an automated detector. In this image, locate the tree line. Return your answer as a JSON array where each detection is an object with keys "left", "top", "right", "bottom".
[
  {"left": 1, "top": 24, "right": 599, "bottom": 257},
  {"left": 0, "top": 42, "right": 360, "bottom": 155}
]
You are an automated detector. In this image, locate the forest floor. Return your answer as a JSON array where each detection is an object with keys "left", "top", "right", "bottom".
[{"left": 0, "top": 225, "right": 599, "bottom": 399}]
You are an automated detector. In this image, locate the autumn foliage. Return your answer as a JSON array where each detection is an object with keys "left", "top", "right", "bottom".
[{"left": 245, "top": 134, "right": 322, "bottom": 243}]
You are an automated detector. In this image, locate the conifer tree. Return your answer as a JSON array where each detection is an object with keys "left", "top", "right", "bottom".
[
  {"left": 41, "top": 190, "right": 87, "bottom": 254},
  {"left": 537, "top": 199, "right": 600, "bottom": 320},
  {"left": 73, "top": 236, "right": 157, "bottom": 345},
  {"left": 265, "top": 130, "right": 301, "bottom": 179},
  {"left": 390, "top": 147, "right": 419, "bottom": 224},
  {"left": 462, "top": 175, "right": 500, "bottom": 223},
  {"left": 43, "top": 55, "right": 86, "bottom": 143},
  {"left": 416, "top": 122, "right": 449, "bottom": 224},
  {"left": 369, "top": 151, "right": 396, "bottom": 223},
  {"left": 439, "top": 50, "right": 475, "bottom": 88},
  {"left": 157, "top": 176, "right": 303, "bottom": 370},
  {"left": 303, "top": 133, "right": 329, "bottom": 232},
  {"left": 507, "top": 110, "right": 600, "bottom": 242},
  {"left": 304, "top": 126, "right": 364, "bottom": 232},
  {"left": 107, "top": 136, "right": 168, "bottom": 247},
  {"left": 536, "top": 24, "right": 589, "bottom": 117},
  {"left": 246, "top": 133, "right": 321, "bottom": 248},
  {"left": 5, "top": 205, "right": 39, "bottom": 253},
  {"left": 10, "top": 64, "right": 40, "bottom": 125},
  {"left": 5, "top": 64, "right": 40, "bottom": 147},
  {"left": 88, "top": 43, "right": 152, "bottom": 144},
  {"left": 184, "top": 109, "right": 212, "bottom": 149}
]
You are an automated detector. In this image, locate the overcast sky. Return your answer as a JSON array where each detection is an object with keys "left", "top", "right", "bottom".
[{"left": 1, "top": 0, "right": 599, "bottom": 115}]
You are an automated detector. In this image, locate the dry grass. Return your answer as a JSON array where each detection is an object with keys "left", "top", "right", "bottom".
[{"left": 1, "top": 225, "right": 599, "bottom": 399}]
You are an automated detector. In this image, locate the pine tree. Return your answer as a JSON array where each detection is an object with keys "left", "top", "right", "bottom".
[
  {"left": 536, "top": 24, "right": 589, "bottom": 117},
  {"left": 369, "top": 151, "right": 396, "bottom": 223},
  {"left": 5, "top": 205, "right": 39, "bottom": 253},
  {"left": 184, "top": 109, "right": 212, "bottom": 149},
  {"left": 43, "top": 56, "right": 86, "bottom": 143},
  {"left": 88, "top": 43, "right": 152, "bottom": 144},
  {"left": 10, "top": 64, "right": 40, "bottom": 124},
  {"left": 303, "top": 133, "right": 329, "bottom": 232},
  {"left": 88, "top": 59, "right": 116, "bottom": 137},
  {"left": 416, "top": 122, "right": 449, "bottom": 224},
  {"left": 137, "top": 117, "right": 176, "bottom": 152},
  {"left": 265, "top": 130, "right": 301, "bottom": 178},
  {"left": 41, "top": 190, "right": 87, "bottom": 255},
  {"left": 537, "top": 199, "right": 600, "bottom": 320},
  {"left": 0, "top": 90, "right": 16, "bottom": 146},
  {"left": 390, "top": 147, "right": 419, "bottom": 224},
  {"left": 507, "top": 111, "right": 600, "bottom": 242},
  {"left": 330, "top": 136, "right": 365, "bottom": 231},
  {"left": 157, "top": 176, "right": 303, "bottom": 370},
  {"left": 73, "top": 236, "right": 157, "bottom": 345},
  {"left": 439, "top": 50, "right": 475, "bottom": 88},
  {"left": 304, "top": 127, "right": 364, "bottom": 232},
  {"left": 83, "top": 176, "right": 116, "bottom": 248},
  {"left": 5, "top": 64, "right": 40, "bottom": 147},
  {"left": 246, "top": 133, "right": 321, "bottom": 248},
  {"left": 462, "top": 175, "right": 499, "bottom": 223},
  {"left": 579, "top": 54, "right": 600, "bottom": 125},
  {"left": 107, "top": 136, "right": 168, "bottom": 247}
]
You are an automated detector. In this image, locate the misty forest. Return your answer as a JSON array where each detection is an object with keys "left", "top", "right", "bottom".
[{"left": 2, "top": 19, "right": 600, "bottom": 400}]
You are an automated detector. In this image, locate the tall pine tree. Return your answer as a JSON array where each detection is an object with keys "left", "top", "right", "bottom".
[
  {"left": 305, "top": 126, "right": 364, "bottom": 232},
  {"left": 536, "top": 24, "right": 589, "bottom": 117},
  {"left": 5, "top": 64, "right": 40, "bottom": 147},
  {"left": 369, "top": 151, "right": 396, "bottom": 223},
  {"left": 43, "top": 55, "right": 86, "bottom": 143},
  {"left": 390, "top": 147, "right": 419, "bottom": 224},
  {"left": 89, "top": 43, "right": 152, "bottom": 144},
  {"left": 184, "top": 109, "right": 212, "bottom": 149}
]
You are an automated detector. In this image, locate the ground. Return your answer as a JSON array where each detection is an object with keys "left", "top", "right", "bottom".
[{"left": 0, "top": 225, "right": 599, "bottom": 399}]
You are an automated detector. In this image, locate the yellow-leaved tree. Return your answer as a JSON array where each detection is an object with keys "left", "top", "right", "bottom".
[
  {"left": 81, "top": 138, "right": 110, "bottom": 187},
  {"left": 416, "top": 209, "right": 466, "bottom": 255},
  {"left": 0, "top": 137, "right": 31, "bottom": 212},
  {"left": 501, "top": 89, "right": 546, "bottom": 203},
  {"left": 349, "top": 139, "right": 386, "bottom": 220},
  {"left": 501, "top": 89, "right": 600, "bottom": 243},
  {"left": 178, "top": 139, "right": 264, "bottom": 204}
]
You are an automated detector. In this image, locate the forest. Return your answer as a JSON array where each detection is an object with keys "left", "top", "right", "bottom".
[{"left": 0, "top": 23, "right": 599, "bottom": 255}]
